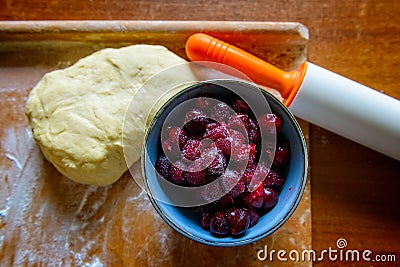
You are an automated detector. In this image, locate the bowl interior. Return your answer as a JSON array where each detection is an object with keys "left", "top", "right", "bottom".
[{"left": 143, "top": 80, "right": 307, "bottom": 246}]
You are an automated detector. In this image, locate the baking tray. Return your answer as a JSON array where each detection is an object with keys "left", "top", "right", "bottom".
[{"left": 0, "top": 21, "right": 311, "bottom": 266}]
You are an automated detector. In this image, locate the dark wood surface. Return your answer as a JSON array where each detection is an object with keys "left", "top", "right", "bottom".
[{"left": 1, "top": 0, "right": 400, "bottom": 265}]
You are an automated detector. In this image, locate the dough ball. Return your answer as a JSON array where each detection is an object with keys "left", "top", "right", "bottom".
[{"left": 26, "top": 45, "right": 196, "bottom": 185}]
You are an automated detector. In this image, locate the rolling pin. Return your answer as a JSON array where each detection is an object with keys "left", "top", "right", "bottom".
[{"left": 185, "top": 33, "right": 400, "bottom": 161}]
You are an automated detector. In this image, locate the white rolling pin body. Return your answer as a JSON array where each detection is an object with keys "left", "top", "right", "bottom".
[{"left": 289, "top": 63, "right": 400, "bottom": 160}]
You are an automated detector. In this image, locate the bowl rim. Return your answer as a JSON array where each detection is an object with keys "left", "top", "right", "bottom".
[{"left": 141, "top": 79, "right": 308, "bottom": 247}]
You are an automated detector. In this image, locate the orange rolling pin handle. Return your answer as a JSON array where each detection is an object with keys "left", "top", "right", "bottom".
[{"left": 185, "top": 33, "right": 308, "bottom": 106}]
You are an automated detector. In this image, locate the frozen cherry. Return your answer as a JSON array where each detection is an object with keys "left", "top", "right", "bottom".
[
  {"left": 196, "top": 97, "right": 212, "bottom": 111},
  {"left": 162, "top": 125, "right": 173, "bottom": 139},
  {"left": 204, "top": 122, "right": 229, "bottom": 141},
  {"left": 206, "top": 150, "right": 227, "bottom": 177},
  {"left": 228, "top": 114, "right": 261, "bottom": 144},
  {"left": 231, "top": 144, "right": 254, "bottom": 163},
  {"left": 216, "top": 193, "right": 235, "bottom": 208},
  {"left": 184, "top": 108, "right": 208, "bottom": 135},
  {"left": 258, "top": 113, "right": 283, "bottom": 134},
  {"left": 162, "top": 138, "right": 179, "bottom": 157},
  {"left": 227, "top": 114, "right": 250, "bottom": 131},
  {"left": 248, "top": 208, "right": 260, "bottom": 228},
  {"left": 226, "top": 207, "right": 251, "bottom": 236},
  {"left": 247, "top": 118, "right": 261, "bottom": 144},
  {"left": 273, "top": 141, "right": 290, "bottom": 167},
  {"left": 229, "top": 129, "right": 246, "bottom": 150},
  {"left": 155, "top": 155, "right": 171, "bottom": 179},
  {"left": 183, "top": 170, "right": 206, "bottom": 186},
  {"left": 209, "top": 211, "right": 230, "bottom": 236},
  {"left": 168, "top": 126, "right": 188, "bottom": 148},
  {"left": 214, "top": 129, "right": 245, "bottom": 157},
  {"left": 242, "top": 183, "right": 264, "bottom": 209},
  {"left": 240, "top": 159, "right": 270, "bottom": 191},
  {"left": 263, "top": 169, "right": 284, "bottom": 191},
  {"left": 186, "top": 133, "right": 203, "bottom": 141},
  {"left": 201, "top": 212, "right": 211, "bottom": 229},
  {"left": 221, "top": 170, "right": 241, "bottom": 194},
  {"left": 261, "top": 187, "right": 279, "bottom": 210},
  {"left": 250, "top": 161, "right": 269, "bottom": 185},
  {"left": 248, "top": 143, "right": 257, "bottom": 165},
  {"left": 215, "top": 137, "right": 232, "bottom": 155},
  {"left": 248, "top": 127, "right": 260, "bottom": 144},
  {"left": 241, "top": 164, "right": 256, "bottom": 187},
  {"left": 229, "top": 178, "right": 246, "bottom": 198},
  {"left": 204, "top": 122, "right": 218, "bottom": 133},
  {"left": 204, "top": 121, "right": 219, "bottom": 131},
  {"left": 231, "top": 99, "right": 250, "bottom": 114},
  {"left": 194, "top": 204, "right": 213, "bottom": 215},
  {"left": 182, "top": 139, "right": 201, "bottom": 161},
  {"left": 211, "top": 102, "right": 232, "bottom": 122},
  {"left": 169, "top": 162, "right": 185, "bottom": 185}
]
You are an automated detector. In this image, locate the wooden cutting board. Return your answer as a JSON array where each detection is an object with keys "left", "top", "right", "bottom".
[{"left": 0, "top": 21, "right": 311, "bottom": 266}]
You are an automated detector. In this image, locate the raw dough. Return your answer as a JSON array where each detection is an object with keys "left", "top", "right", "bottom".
[{"left": 26, "top": 45, "right": 196, "bottom": 185}]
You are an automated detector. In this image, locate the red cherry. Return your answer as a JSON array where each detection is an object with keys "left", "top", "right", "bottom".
[
  {"left": 211, "top": 102, "right": 232, "bottom": 122},
  {"left": 261, "top": 187, "right": 279, "bottom": 210},
  {"left": 206, "top": 150, "right": 227, "bottom": 177},
  {"left": 258, "top": 113, "right": 283, "bottom": 134},
  {"left": 231, "top": 99, "right": 250, "bottom": 114},
  {"left": 204, "top": 122, "right": 229, "bottom": 141},
  {"left": 169, "top": 161, "right": 185, "bottom": 185},
  {"left": 273, "top": 141, "right": 290, "bottom": 167},
  {"left": 201, "top": 212, "right": 211, "bottom": 229},
  {"left": 168, "top": 126, "right": 188, "bottom": 148},
  {"left": 242, "top": 183, "right": 264, "bottom": 209},
  {"left": 155, "top": 155, "right": 171, "bottom": 179},
  {"left": 248, "top": 209, "right": 260, "bottom": 228},
  {"left": 182, "top": 139, "right": 201, "bottom": 161},
  {"left": 183, "top": 170, "right": 206, "bottom": 186},
  {"left": 196, "top": 97, "right": 212, "bottom": 110},
  {"left": 263, "top": 169, "right": 284, "bottom": 191},
  {"left": 184, "top": 108, "right": 208, "bottom": 135},
  {"left": 226, "top": 207, "right": 251, "bottom": 236},
  {"left": 209, "top": 211, "right": 230, "bottom": 236},
  {"left": 162, "top": 138, "right": 179, "bottom": 157},
  {"left": 215, "top": 137, "right": 232, "bottom": 155}
]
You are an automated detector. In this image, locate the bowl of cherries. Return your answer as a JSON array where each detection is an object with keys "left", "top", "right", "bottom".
[{"left": 142, "top": 80, "right": 307, "bottom": 246}]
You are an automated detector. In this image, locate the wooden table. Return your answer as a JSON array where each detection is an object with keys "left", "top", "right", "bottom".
[{"left": 1, "top": 0, "right": 399, "bottom": 265}]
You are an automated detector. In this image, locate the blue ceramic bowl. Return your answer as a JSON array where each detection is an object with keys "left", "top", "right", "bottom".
[{"left": 142, "top": 80, "right": 308, "bottom": 247}]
